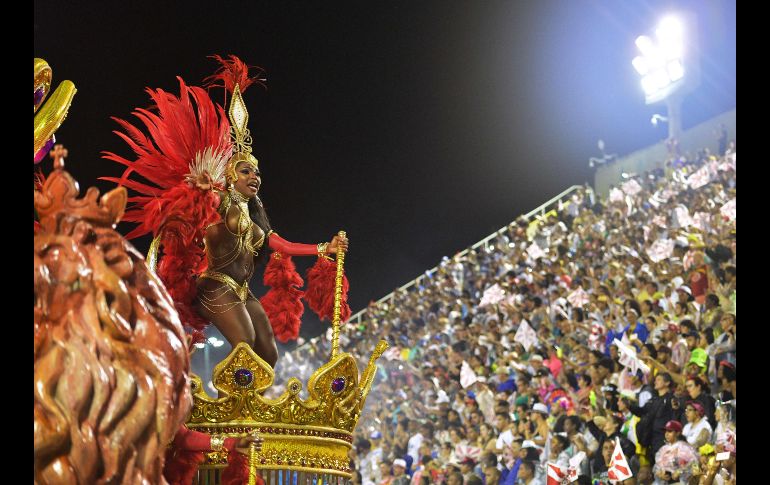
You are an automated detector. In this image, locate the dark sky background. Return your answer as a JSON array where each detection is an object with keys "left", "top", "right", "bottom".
[{"left": 34, "top": 1, "right": 735, "bottom": 342}]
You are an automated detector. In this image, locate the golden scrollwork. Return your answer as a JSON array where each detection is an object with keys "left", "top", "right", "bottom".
[
  {"left": 253, "top": 439, "right": 351, "bottom": 474},
  {"left": 212, "top": 342, "right": 275, "bottom": 394}
]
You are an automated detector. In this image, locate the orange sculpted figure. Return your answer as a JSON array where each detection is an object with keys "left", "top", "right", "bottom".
[{"left": 34, "top": 153, "right": 192, "bottom": 484}]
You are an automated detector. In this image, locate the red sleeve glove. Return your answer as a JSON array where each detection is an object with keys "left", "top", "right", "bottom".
[
  {"left": 268, "top": 232, "right": 325, "bottom": 256},
  {"left": 172, "top": 426, "right": 238, "bottom": 453}
]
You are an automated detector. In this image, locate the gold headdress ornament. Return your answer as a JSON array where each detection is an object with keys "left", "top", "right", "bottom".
[
  {"left": 226, "top": 84, "right": 258, "bottom": 184},
  {"left": 203, "top": 55, "right": 266, "bottom": 185}
]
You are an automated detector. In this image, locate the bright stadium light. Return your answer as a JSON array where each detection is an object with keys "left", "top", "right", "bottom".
[
  {"left": 656, "top": 16, "right": 683, "bottom": 44},
  {"left": 632, "top": 13, "right": 700, "bottom": 141},
  {"left": 667, "top": 60, "right": 684, "bottom": 81}
]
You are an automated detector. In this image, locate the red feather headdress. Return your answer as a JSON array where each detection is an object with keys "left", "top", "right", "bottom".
[{"left": 101, "top": 77, "right": 232, "bottom": 338}]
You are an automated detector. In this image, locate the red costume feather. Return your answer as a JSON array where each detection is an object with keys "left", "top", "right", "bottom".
[
  {"left": 204, "top": 54, "right": 266, "bottom": 95},
  {"left": 261, "top": 253, "right": 304, "bottom": 343},
  {"left": 305, "top": 257, "right": 351, "bottom": 322},
  {"left": 101, "top": 77, "right": 232, "bottom": 336},
  {"left": 163, "top": 448, "right": 205, "bottom": 485}
]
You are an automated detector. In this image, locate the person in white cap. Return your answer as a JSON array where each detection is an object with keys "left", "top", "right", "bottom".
[
  {"left": 391, "top": 459, "right": 409, "bottom": 485},
  {"left": 527, "top": 353, "right": 545, "bottom": 376},
  {"left": 676, "top": 285, "right": 699, "bottom": 320},
  {"left": 527, "top": 403, "right": 551, "bottom": 450}
]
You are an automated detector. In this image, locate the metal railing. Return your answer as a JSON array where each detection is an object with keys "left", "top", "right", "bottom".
[{"left": 292, "top": 183, "right": 586, "bottom": 353}]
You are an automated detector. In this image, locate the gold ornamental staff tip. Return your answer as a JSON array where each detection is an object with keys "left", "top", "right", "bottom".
[{"left": 331, "top": 230, "right": 346, "bottom": 358}]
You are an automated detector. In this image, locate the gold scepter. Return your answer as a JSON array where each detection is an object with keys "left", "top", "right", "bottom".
[
  {"left": 248, "top": 439, "right": 258, "bottom": 485},
  {"left": 331, "top": 230, "right": 347, "bottom": 358}
]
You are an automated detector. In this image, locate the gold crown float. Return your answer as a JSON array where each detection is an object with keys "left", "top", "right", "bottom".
[{"left": 187, "top": 235, "right": 388, "bottom": 483}]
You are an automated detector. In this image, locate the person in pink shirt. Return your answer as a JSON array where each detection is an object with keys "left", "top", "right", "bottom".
[{"left": 544, "top": 345, "right": 563, "bottom": 378}]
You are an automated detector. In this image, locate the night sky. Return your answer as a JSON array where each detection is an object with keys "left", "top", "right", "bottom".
[{"left": 34, "top": 1, "right": 735, "bottom": 341}]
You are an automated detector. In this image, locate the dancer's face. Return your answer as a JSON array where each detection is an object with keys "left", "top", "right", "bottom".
[{"left": 233, "top": 161, "right": 260, "bottom": 198}]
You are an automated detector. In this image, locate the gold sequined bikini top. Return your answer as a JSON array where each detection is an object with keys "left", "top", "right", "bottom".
[{"left": 206, "top": 189, "right": 267, "bottom": 270}]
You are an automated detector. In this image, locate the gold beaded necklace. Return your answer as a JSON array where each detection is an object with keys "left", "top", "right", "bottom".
[{"left": 227, "top": 188, "right": 262, "bottom": 255}]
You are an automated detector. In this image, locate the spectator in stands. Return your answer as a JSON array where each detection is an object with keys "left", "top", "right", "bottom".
[
  {"left": 516, "top": 460, "right": 542, "bottom": 485},
  {"left": 629, "top": 372, "right": 678, "bottom": 462},
  {"left": 682, "top": 401, "right": 712, "bottom": 448},
  {"left": 653, "top": 420, "right": 698, "bottom": 484},
  {"left": 684, "top": 377, "right": 716, "bottom": 429},
  {"left": 379, "top": 460, "right": 394, "bottom": 485},
  {"left": 391, "top": 459, "right": 410, "bottom": 485}
]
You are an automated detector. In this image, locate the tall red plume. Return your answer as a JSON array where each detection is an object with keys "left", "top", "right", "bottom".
[
  {"left": 260, "top": 253, "right": 305, "bottom": 343},
  {"left": 305, "top": 257, "right": 351, "bottom": 322},
  {"left": 204, "top": 54, "right": 266, "bottom": 95}
]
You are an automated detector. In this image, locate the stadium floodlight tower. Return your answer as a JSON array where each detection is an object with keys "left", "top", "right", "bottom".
[{"left": 632, "top": 13, "right": 700, "bottom": 141}]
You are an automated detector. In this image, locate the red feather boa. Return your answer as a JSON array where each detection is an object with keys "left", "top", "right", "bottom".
[
  {"left": 151, "top": 184, "right": 220, "bottom": 334},
  {"left": 163, "top": 448, "right": 262, "bottom": 485},
  {"left": 304, "top": 257, "right": 351, "bottom": 322},
  {"left": 260, "top": 253, "right": 304, "bottom": 343},
  {"left": 163, "top": 448, "right": 205, "bottom": 485}
]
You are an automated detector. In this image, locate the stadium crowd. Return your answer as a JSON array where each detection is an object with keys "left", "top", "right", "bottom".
[{"left": 279, "top": 143, "right": 736, "bottom": 485}]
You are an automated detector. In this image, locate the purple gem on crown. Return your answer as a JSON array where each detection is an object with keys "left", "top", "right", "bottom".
[
  {"left": 331, "top": 377, "right": 346, "bottom": 393},
  {"left": 234, "top": 368, "right": 254, "bottom": 387}
]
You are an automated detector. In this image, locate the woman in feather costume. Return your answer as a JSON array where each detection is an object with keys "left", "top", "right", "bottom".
[{"left": 102, "top": 55, "right": 350, "bottom": 368}]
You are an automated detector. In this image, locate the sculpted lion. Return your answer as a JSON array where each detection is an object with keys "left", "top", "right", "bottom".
[{"left": 34, "top": 161, "right": 191, "bottom": 484}]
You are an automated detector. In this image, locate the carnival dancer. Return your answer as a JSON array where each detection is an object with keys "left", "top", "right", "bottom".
[{"left": 102, "top": 55, "right": 350, "bottom": 368}]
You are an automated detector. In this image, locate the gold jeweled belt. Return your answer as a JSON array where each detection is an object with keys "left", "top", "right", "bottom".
[{"left": 200, "top": 270, "right": 250, "bottom": 302}]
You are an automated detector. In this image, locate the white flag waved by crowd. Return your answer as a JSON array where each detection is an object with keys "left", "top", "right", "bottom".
[
  {"left": 479, "top": 283, "right": 506, "bottom": 307},
  {"left": 720, "top": 198, "right": 736, "bottom": 222},
  {"left": 514, "top": 320, "right": 538, "bottom": 351},
  {"left": 460, "top": 360, "right": 478, "bottom": 389},
  {"left": 609, "top": 187, "right": 625, "bottom": 203},
  {"left": 546, "top": 451, "right": 585, "bottom": 485},
  {"left": 383, "top": 347, "right": 403, "bottom": 361},
  {"left": 621, "top": 178, "right": 643, "bottom": 196},
  {"left": 646, "top": 238, "right": 675, "bottom": 263},
  {"left": 566, "top": 287, "right": 590, "bottom": 308},
  {"left": 527, "top": 242, "right": 546, "bottom": 260},
  {"left": 613, "top": 337, "right": 651, "bottom": 376},
  {"left": 546, "top": 462, "right": 568, "bottom": 485},
  {"left": 687, "top": 165, "right": 711, "bottom": 189},
  {"left": 607, "top": 437, "right": 633, "bottom": 483},
  {"left": 567, "top": 452, "right": 586, "bottom": 482}
]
